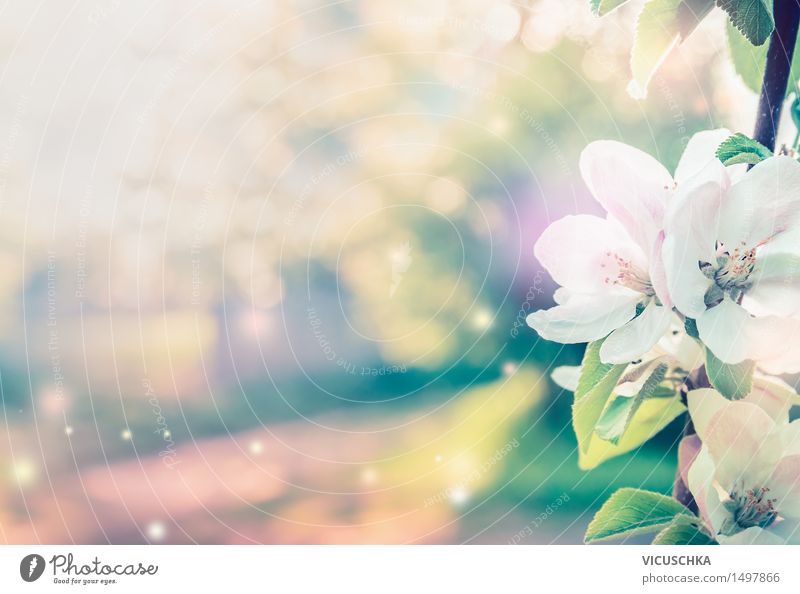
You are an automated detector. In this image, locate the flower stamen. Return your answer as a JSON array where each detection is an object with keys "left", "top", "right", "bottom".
[{"left": 720, "top": 484, "right": 778, "bottom": 535}]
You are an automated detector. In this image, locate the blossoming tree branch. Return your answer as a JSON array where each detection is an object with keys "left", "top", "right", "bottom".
[{"left": 527, "top": 0, "right": 800, "bottom": 545}]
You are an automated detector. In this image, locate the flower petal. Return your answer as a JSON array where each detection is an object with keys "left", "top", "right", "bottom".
[
  {"left": 662, "top": 181, "right": 722, "bottom": 318},
  {"left": 526, "top": 291, "right": 639, "bottom": 344},
  {"left": 674, "top": 128, "right": 731, "bottom": 187},
  {"left": 580, "top": 140, "right": 672, "bottom": 252},
  {"left": 718, "top": 526, "right": 786, "bottom": 545},
  {"left": 718, "top": 155, "right": 800, "bottom": 249},
  {"left": 744, "top": 227, "right": 800, "bottom": 318},
  {"left": 551, "top": 365, "right": 581, "bottom": 391},
  {"left": 534, "top": 214, "right": 648, "bottom": 294},
  {"left": 678, "top": 434, "right": 702, "bottom": 492},
  {"left": 767, "top": 455, "right": 800, "bottom": 519},
  {"left": 745, "top": 375, "right": 800, "bottom": 424},
  {"left": 653, "top": 318, "right": 704, "bottom": 371},
  {"left": 778, "top": 421, "right": 800, "bottom": 457},
  {"left": 704, "top": 400, "right": 777, "bottom": 490},
  {"left": 696, "top": 297, "right": 798, "bottom": 365},
  {"left": 687, "top": 388, "right": 729, "bottom": 441},
  {"left": 688, "top": 446, "right": 728, "bottom": 534},
  {"left": 763, "top": 518, "right": 800, "bottom": 544},
  {"left": 649, "top": 230, "right": 672, "bottom": 308},
  {"left": 758, "top": 342, "right": 800, "bottom": 375},
  {"left": 599, "top": 301, "right": 671, "bottom": 364}
]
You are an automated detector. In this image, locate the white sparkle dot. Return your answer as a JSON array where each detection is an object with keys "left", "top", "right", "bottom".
[
  {"left": 163, "top": 430, "right": 171, "bottom": 439},
  {"left": 449, "top": 487, "right": 469, "bottom": 506},
  {"left": 121, "top": 429, "right": 132, "bottom": 441},
  {"left": 12, "top": 459, "right": 37, "bottom": 486},
  {"left": 435, "top": 455, "right": 443, "bottom": 463},
  {"left": 472, "top": 309, "right": 493, "bottom": 329},
  {"left": 64, "top": 426, "right": 73, "bottom": 436},
  {"left": 146, "top": 521, "right": 166, "bottom": 542},
  {"left": 502, "top": 362, "right": 517, "bottom": 376},
  {"left": 361, "top": 467, "right": 378, "bottom": 485},
  {"left": 249, "top": 441, "right": 263, "bottom": 455}
]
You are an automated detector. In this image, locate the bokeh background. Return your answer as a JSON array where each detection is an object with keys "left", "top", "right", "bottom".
[{"left": 0, "top": 0, "right": 769, "bottom": 543}]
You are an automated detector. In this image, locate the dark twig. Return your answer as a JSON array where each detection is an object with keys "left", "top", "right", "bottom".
[{"left": 753, "top": 0, "right": 800, "bottom": 152}]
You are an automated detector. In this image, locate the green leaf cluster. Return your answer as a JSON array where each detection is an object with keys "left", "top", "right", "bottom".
[
  {"left": 572, "top": 341, "right": 684, "bottom": 470},
  {"left": 590, "top": 0, "right": 776, "bottom": 97},
  {"left": 715, "top": 132, "right": 773, "bottom": 165},
  {"left": 585, "top": 488, "right": 716, "bottom": 544}
]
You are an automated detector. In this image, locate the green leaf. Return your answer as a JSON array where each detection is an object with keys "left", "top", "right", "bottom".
[
  {"left": 573, "top": 340, "right": 628, "bottom": 454},
  {"left": 578, "top": 394, "right": 685, "bottom": 469},
  {"left": 718, "top": 0, "right": 774, "bottom": 46},
  {"left": 684, "top": 317, "right": 700, "bottom": 339},
  {"left": 590, "top": 0, "right": 632, "bottom": 16},
  {"left": 653, "top": 517, "right": 718, "bottom": 545},
  {"left": 585, "top": 488, "right": 694, "bottom": 543},
  {"left": 715, "top": 132, "right": 773, "bottom": 165},
  {"left": 595, "top": 363, "right": 669, "bottom": 444},
  {"left": 574, "top": 340, "right": 618, "bottom": 401},
  {"left": 727, "top": 20, "right": 769, "bottom": 92},
  {"left": 629, "top": 0, "right": 714, "bottom": 97},
  {"left": 705, "top": 347, "right": 755, "bottom": 400}
]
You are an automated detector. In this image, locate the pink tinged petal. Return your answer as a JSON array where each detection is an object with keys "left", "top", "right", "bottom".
[
  {"left": 598, "top": 301, "right": 671, "bottom": 364},
  {"left": 662, "top": 181, "right": 723, "bottom": 318},
  {"left": 688, "top": 446, "right": 727, "bottom": 534},
  {"left": 674, "top": 129, "right": 731, "bottom": 188},
  {"left": 766, "top": 455, "right": 800, "bottom": 519},
  {"left": 704, "top": 401, "right": 777, "bottom": 491},
  {"left": 579, "top": 140, "right": 672, "bottom": 252},
  {"left": 696, "top": 297, "right": 799, "bottom": 365},
  {"left": 687, "top": 388, "right": 729, "bottom": 442},
  {"left": 718, "top": 156, "right": 800, "bottom": 250},
  {"left": 533, "top": 214, "right": 648, "bottom": 295},
  {"left": 525, "top": 291, "right": 639, "bottom": 344},
  {"left": 744, "top": 375, "right": 800, "bottom": 424},
  {"left": 649, "top": 231, "right": 671, "bottom": 307},
  {"left": 759, "top": 342, "right": 800, "bottom": 375},
  {"left": 778, "top": 421, "right": 800, "bottom": 457},
  {"left": 678, "top": 434, "right": 702, "bottom": 490},
  {"left": 743, "top": 228, "right": 800, "bottom": 317}
]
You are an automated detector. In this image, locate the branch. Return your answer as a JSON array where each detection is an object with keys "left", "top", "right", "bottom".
[
  {"left": 673, "top": 2, "right": 800, "bottom": 513},
  {"left": 671, "top": 369, "right": 706, "bottom": 514},
  {"left": 753, "top": 0, "right": 800, "bottom": 152}
]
